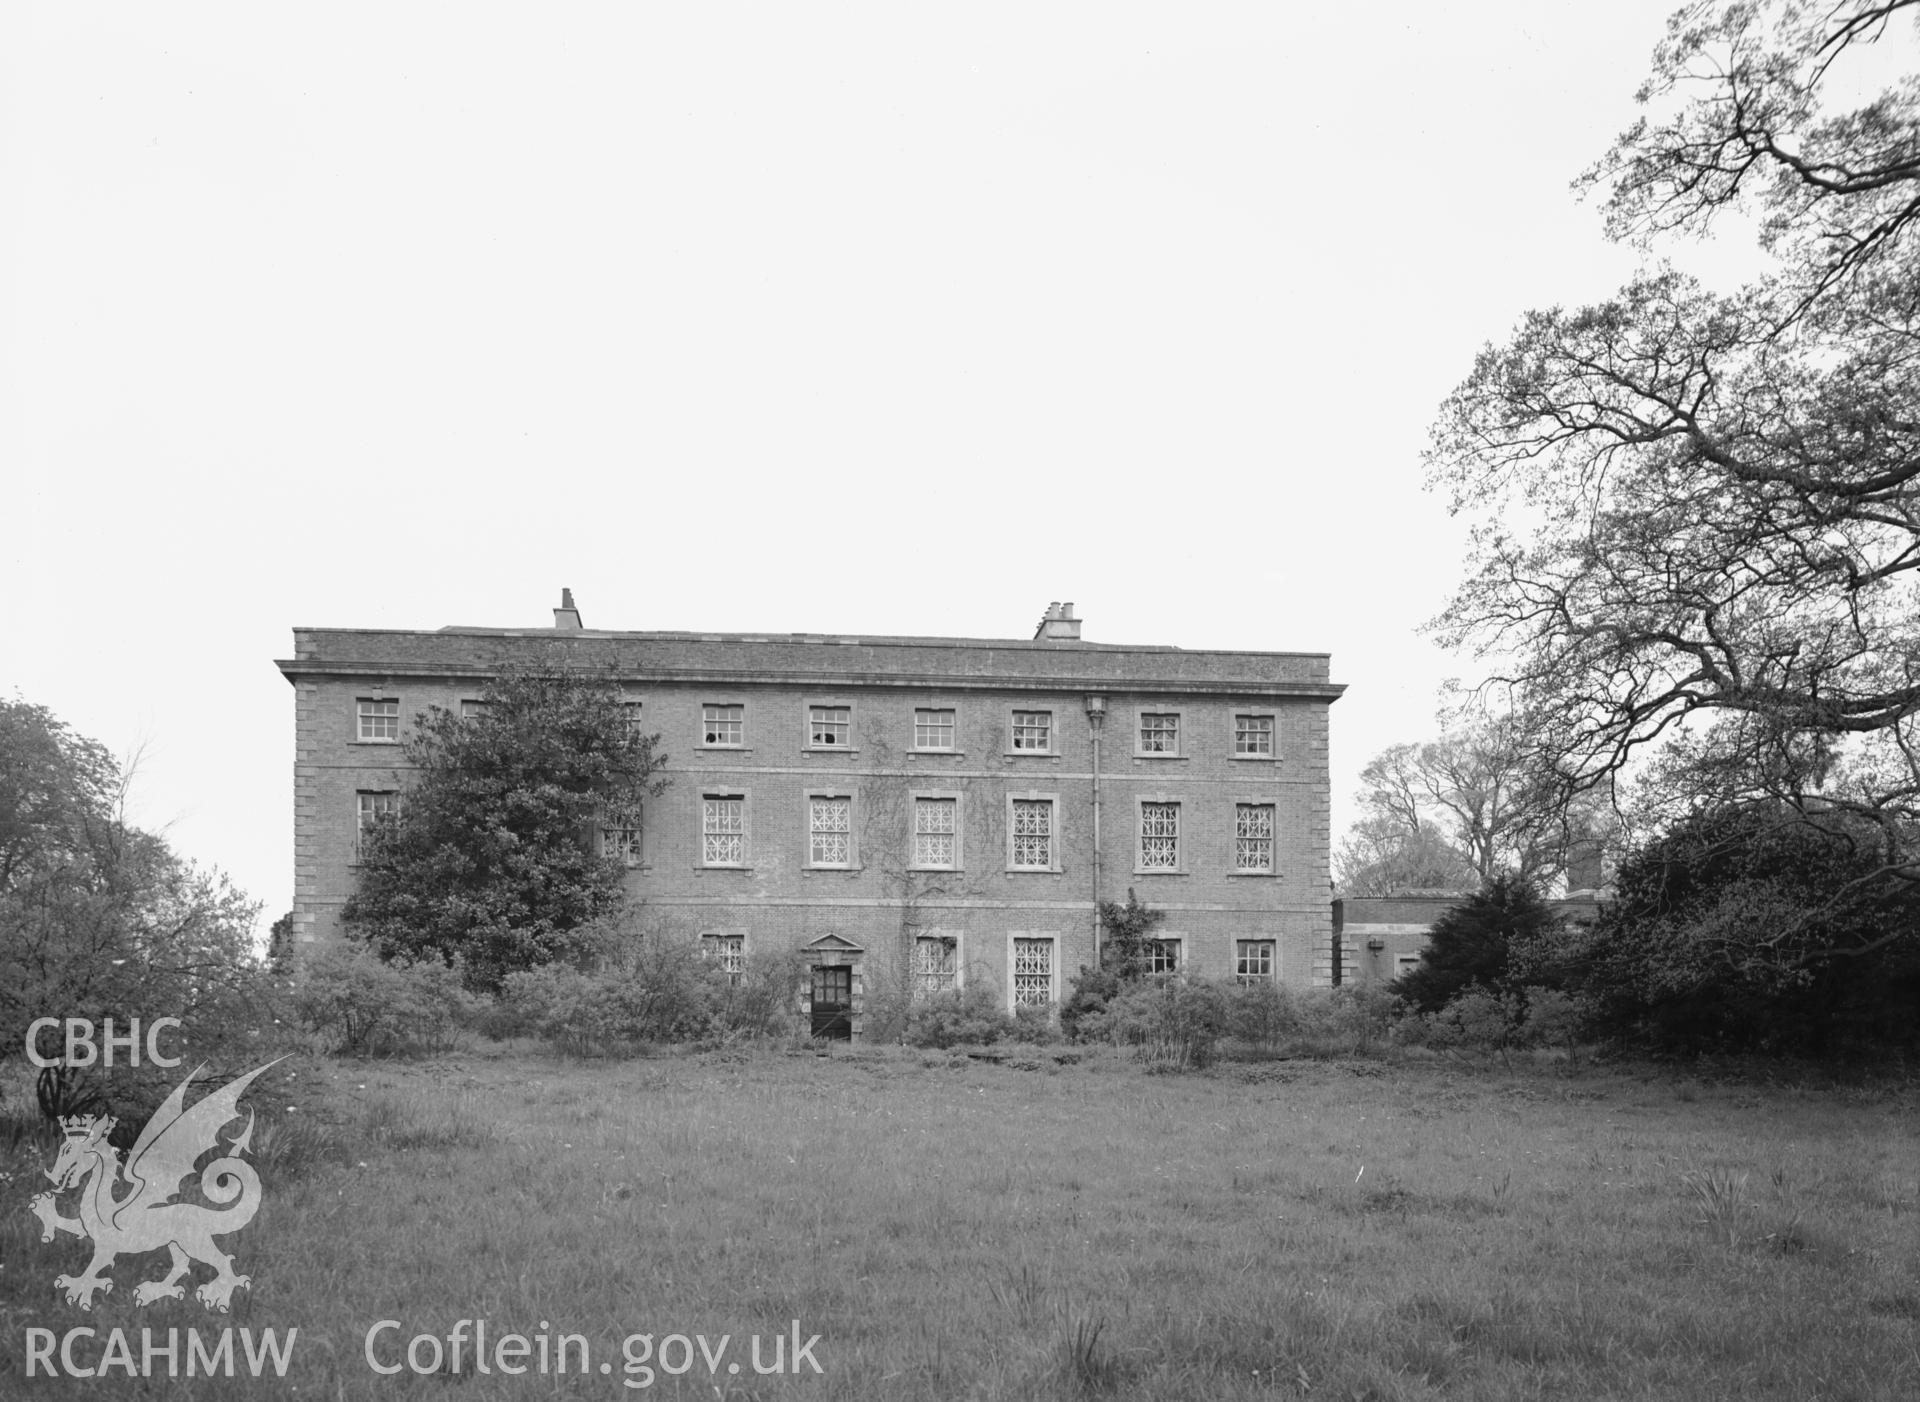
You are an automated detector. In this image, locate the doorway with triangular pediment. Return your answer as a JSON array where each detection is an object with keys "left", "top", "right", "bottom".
[{"left": 800, "top": 933, "right": 864, "bottom": 1041}]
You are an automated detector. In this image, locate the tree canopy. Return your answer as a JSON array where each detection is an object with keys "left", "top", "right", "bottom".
[
  {"left": 0, "top": 698, "right": 263, "bottom": 1116},
  {"left": 1390, "top": 876, "right": 1561, "bottom": 1014},
  {"left": 1059, "top": 890, "right": 1168, "bottom": 1041},
  {"left": 1426, "top": 0, "right": 1920, "bottom": 880},
  {"left": 341, "top": 668, "right": 668, "bottom": 989},
  {"left": 1513, "top": 804, "right": 1920, "bottom": 1055}
]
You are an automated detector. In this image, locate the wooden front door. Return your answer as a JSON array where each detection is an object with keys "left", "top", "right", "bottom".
[{"left": 810, "top": 965, "right": 853, "bottom": 1041}]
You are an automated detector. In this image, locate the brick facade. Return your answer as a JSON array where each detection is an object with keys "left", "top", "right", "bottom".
[{"left": 277, "top": 599, "right": 1346, "bottom": 1033}]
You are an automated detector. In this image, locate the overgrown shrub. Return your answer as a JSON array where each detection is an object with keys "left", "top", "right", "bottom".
[
  {"left": 904, "top": 985, "right": 1018, "bottom": 1049},
  {"left": 1009, "top": 1003, "right": 1064, "bottom": 1045},
  {"left": 1289, "top": 983, "right": 1397, "bottom": 1055},
  {"left": 1060, "top": 968, "right": 1121, "bottom": 1044},
  {"left": 503, "top": 958, "right": 713, "bottom": 1054},
  {"left": 1078, "top": 979, "right": 1229, "bottom": 1070},
  {"left": 289, "top": 942, "right": 482, "bottom": 1055},
  {"left": 710, "top": 948, "right": 808, "bottom": 1042},
  {"left": 1390, "top": 984, "right": 1596, "bottom": 1063},
  {"left": 1403, "top": 986, "right": 1523, "bottom": 1061},
  {"left": 1068, "top": 977, "right": 1401, "bottom": 1067},
  {"left": 501, "top": 935, "right": 803, "bottom": 1055},
  {"left": 1223, "top": 979, "right": 1297, "bottom": 1051},
  {"left": 1061, "top": 892, "right": 1169, "bottom": 1041},
  {"left": 1516, "top": 986, "right": 1590, "bottom": 1057},
  {"left": 1516, "top": 804, "right": 1920, "bottom": 1057}
]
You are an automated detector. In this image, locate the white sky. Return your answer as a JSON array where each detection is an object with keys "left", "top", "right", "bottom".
[{"left": 1, "top": 2, "right": 1798, "bottom": 937}]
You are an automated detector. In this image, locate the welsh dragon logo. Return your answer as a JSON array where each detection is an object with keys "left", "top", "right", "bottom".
[{"left": 28, "top": 1059, "right": 282, "bottom": 1313}]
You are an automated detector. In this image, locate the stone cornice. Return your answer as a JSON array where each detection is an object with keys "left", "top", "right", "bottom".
[
  {"left": 277, "top": 625, "right": 1345, "bottom": 700},
  {"left": 275, "top": 657, "right": 1345, "bottom": 701}
]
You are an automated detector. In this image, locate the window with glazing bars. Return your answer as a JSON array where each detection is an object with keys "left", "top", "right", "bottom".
[
  {"left": 809, "top": 797, "right": 852, "bottom": 865},
  {"left": 460, "top": 699, "right": 489, "bottom": 719},
  {"left": 1235, "top": 804, "right": 1275, "bottom": 871},
  {"left": 1011, "top": 711, "right": 1051, "bottom": 751},
  {"left": 702, "top": 705, "right": 743, "bottom": 746},
  {"left": 621, "top": 701, "right": 644, "bottom": 739},
  {"left": 1143, "top": 939, "right": 1180, "bottom": 976},
  {"left": 702, "top": 797, "right": 745, "bottom": 864},
  {"left": 1011, "top": 799, "right": 1052, "bottom": 868},
  {"left": 602, "top": 825, "right": 642, "bottom": 866},
  {"left": 702, "top": 933, "right": 745, "bottom": 985},
  {"left": 1013, "top": 937, "right": 1053, "bottom": 1006},
  {"left": 1140, "top": 802, "right": 1179, "bottom": 868},
  {"left": 357, "top": 699, "right": 399, "bottom": 742},
  {"left": 809, "top": 707, "right": 851, "bottom": 747},
  {"left": 1234, "top": 714, "right": 1273, "bottom": 755},
  {"left": 914, "top": 936, "right": 956, "bottom": 997},
  {"left": 356, "top": 791, "right": 398, "bottom": 857},
  {"left": 1235, "top": 939, "right": 1276, "bottom": 983},
  {"left": 914, "top": 797, "right": 957, "bottom": 867},
  {"left": 914, "top": 708, "right": 955, "bottom": 750},
  {"left": 1139, "top": 713, "right": 1179, "bottom": 753}
]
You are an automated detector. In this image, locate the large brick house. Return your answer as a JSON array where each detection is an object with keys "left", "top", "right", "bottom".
[{"left": 277, "top": 594, "right": 1345, "bottom": 1037}]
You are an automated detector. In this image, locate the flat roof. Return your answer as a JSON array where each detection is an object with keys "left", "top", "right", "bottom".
[{"left": 278, "top": 623, "right": 1343, "bottom": 698}]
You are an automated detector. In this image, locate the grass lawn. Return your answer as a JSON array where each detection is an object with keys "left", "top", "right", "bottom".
[{"left": 3, "top": 1045, "right": 1917, "bottom": 1400}]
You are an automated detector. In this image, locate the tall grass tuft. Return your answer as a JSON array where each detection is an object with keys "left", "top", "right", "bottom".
[
  {"left": 1682, "top": 1166, "right": 1751, "bottom": 1246},
  {"left": 1056, "top": 1314, "right": 1119, "bottom": 1395},
  {"left": 989, "top": 1261, "right": 1056, "bottom": 1319}
]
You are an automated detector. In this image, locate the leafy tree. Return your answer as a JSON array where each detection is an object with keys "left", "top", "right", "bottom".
[
  {"left": 1426, "top": 0, "right": 1920, "bottom": 886},
  {"left": 1, "top": 698, "right": 120, "bottom": 891},
  {"left": 1093, "top": 889, "right": 1168, "bottom": 980},
  {"left": 1060, "top": 890, "right": 1166, "bottom": 1040},
  {"left": 1514, "top": 804, "right": 1920, "bottom": 1055},
  {"left": 1390, "top": 876, "right": 1560, "bottom": 1014},
  {"left": 341, "top": 668, "right": 668, "bottom": 990},
  {"left": 0, "top": 698, "right": 265, "bottom": 1118},
  {"left": 266, "top": 910, "right": 295, "bottom": 973}
]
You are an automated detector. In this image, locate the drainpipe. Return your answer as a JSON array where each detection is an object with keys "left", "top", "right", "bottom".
[{"left": 1085, "top": 694, "right": 1107, "bottom": 966}]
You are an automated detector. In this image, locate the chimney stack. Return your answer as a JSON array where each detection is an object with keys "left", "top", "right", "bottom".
[
  {"left": 1033, "top": 600, "right": 1081, "bottom": 641},
  {"left": 553, "top": 588, "right": 584, "bottom": 630}
]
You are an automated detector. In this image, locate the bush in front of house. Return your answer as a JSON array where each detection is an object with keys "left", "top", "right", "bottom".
[
  {"left": 904, "top": 985, "right": 1020, "bottom": 1048},
  {"left": 290, "top": 941, "right": 483, "bottom": 1055},
  {"left": 498, "top": 934, "right": 806, "bottom": 1055},
  {"left": 1076, "top": 978, "right": 1231, "bottom": 1070},
  {"left": 1222, "top": 977, "right": 1298, "bottom": 1052}
]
